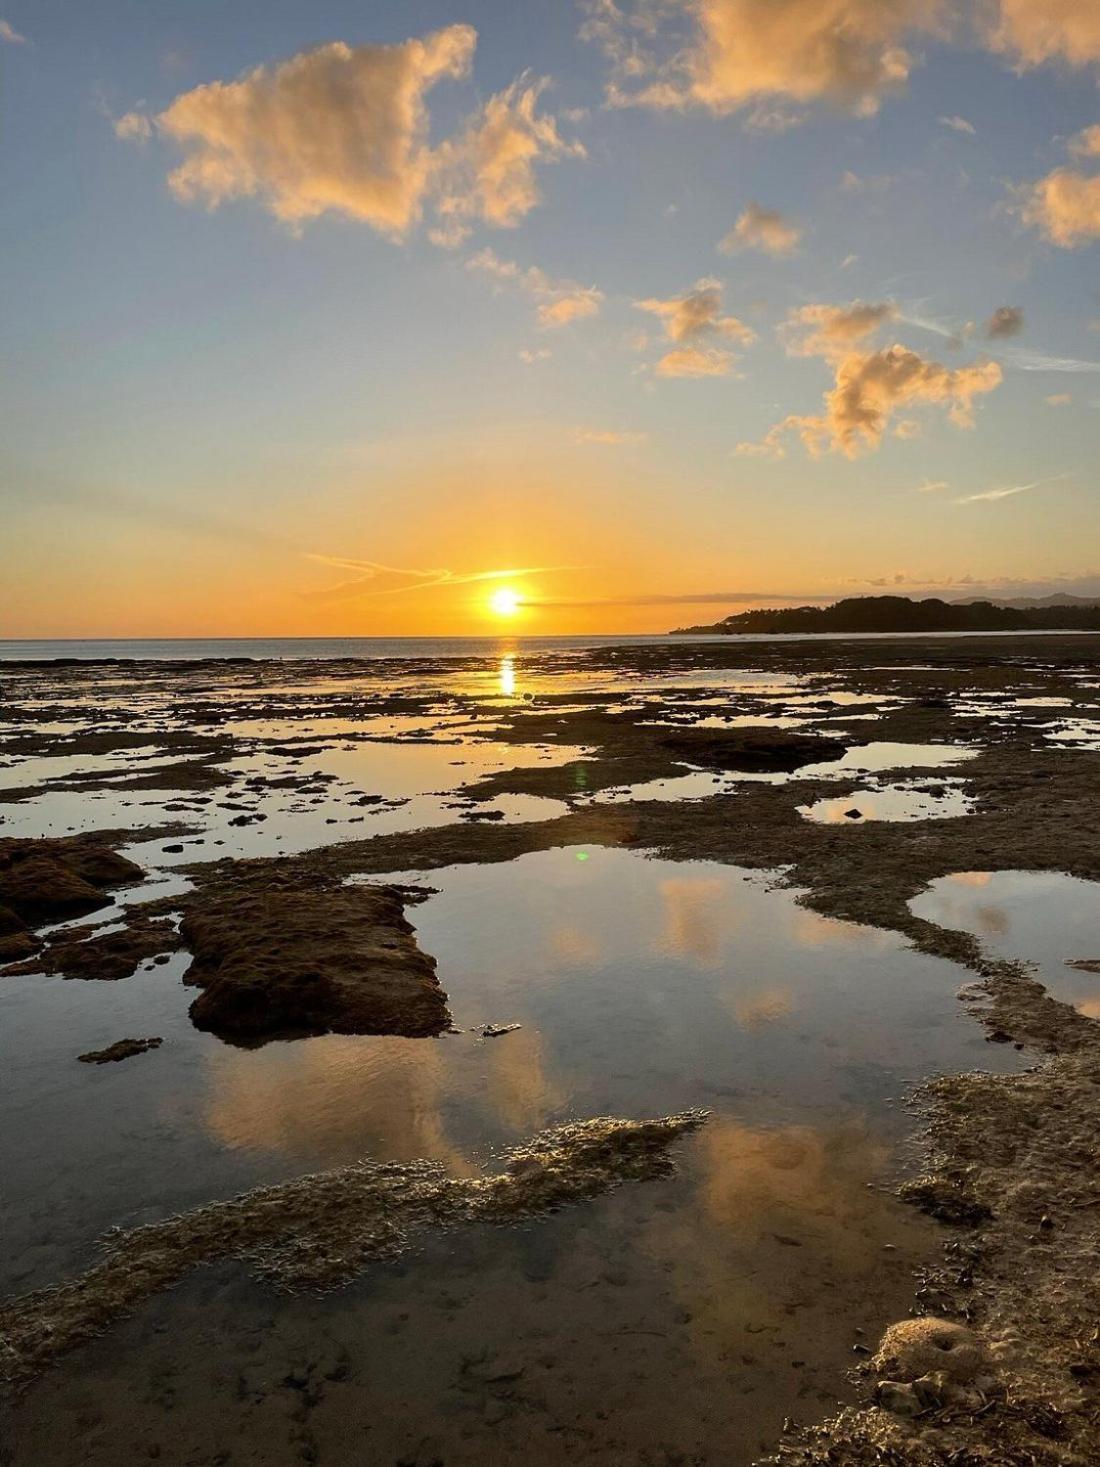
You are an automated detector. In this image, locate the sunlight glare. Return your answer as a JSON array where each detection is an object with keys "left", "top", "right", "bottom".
[{"left": 489, "top": 587, "right": 522, "bottom": 618}]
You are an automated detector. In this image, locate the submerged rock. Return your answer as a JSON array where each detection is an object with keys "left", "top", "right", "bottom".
[
  {"left": 0, "top": 1109, "right": 707, "bottom": 1386},
  {"left": 4, "top": 910, "right": 180, "bottom": 981},
  {"left": 77, "top": 1037, "right": 163, "bottom": 1064}
]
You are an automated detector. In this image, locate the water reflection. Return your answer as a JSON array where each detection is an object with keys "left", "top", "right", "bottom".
[
  {"left": 912, "top": 870, "right": 1100, "bottom": 1017},
  {"left": 799, "top": 782, "right": 972, "bottom": 824},
  {"left": 657, "top": 876, "right": 739, "bottom": 966}
]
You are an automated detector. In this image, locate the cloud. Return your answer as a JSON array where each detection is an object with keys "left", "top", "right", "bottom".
[
  {"left": 986, "top": 0, "right": 1100, "bottom": 69},
  {"left": 519, "top": 347, "right": 552, "bottom": 364},
  {"left": 0, "top": 18, "right": 26, "bottom": 43},
  {"left": 1045, "top": 392, "right": 1072, "bottom": 405},
  {"left": 780, "top": 300, "right": 896, "bottom": 358},
  {"left": 432, "top": 75, "right": 586, "bottom": 242},
  {"left": 954, "top": 474, "right": 1063, "bottom": 505},
  {"left": 574, "top": 428, "right": 649, "bottom": 444},
  {"left": 739, "top": 344, "right": 1002, "bottom": 458},
  {"left": 114, "top": 112, "right": 154, "bottom": 143},
  {"left": 302, "top": 556, "right": 577, "bottom": 604},
  {"left": 116, "top": 28, "right": 581, "bottom": 242},
  {"left": 581, "top": 0, "right": 946, "bottom": 117},
  {"left": 991, "top": 345, "right": 1100, "bottom": 372},
  {"left": 466, "top": 247, "right": 604, "bottom": 328},
  {"left": 985, "top": 305, "right": 1024, "bottom": 338},
  {"left": 655, "top": 346, "right": 736, "bottom": 377},
  {"left": 527, "top": 588, "right": 828, "bottom": 609},
  {"left": 939, "top": 114, "right": 976, "bottom": 134},
  {"left": 917, "top": 479, "right": 948, "bottom": 492},
  {"left": 719, "top": 203, "right": 801, "bottom": 255},
  {"left": 742, "top": 103, "right": 806, "bottom": 133},
  {"left": 636, "top": 278, "right": 756, "bottom": 344},
  {"left": 1019, "top": 166, "right": 1100, "bottom": 247},
  {"left": 1069, "top": 124, "right": 1100, "bottom": 158}
]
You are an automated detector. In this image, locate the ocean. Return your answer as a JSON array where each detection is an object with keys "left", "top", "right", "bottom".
[{"left": 0, "top": 629, "right": 1090, "bottom": 661}]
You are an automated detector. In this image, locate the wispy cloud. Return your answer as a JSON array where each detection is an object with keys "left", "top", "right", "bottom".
[
  {"left": 995, "top": 346, "right": 1100, "bottom": 373},
  {"left": 525, "top": 590, "right": 826, "bottom": 609},
  {"left": 954, "top": 473, "right": 1067, "bottom": 505},
  {"left": 0, "top": 17, "right": 27, "bottom": 43},
  {"left": 938, "top": 115, "right": 975, "bottom": 135},
  {"left": 574, "top": 428, "right": 649, "bottom": 446},
  {"left": 917, "top": 479, "right": 948, "bottom": 493},
  {"left": 302, "top": 556, "right": 578, "bottom": 604},
  {"left": 467, "top": 248, "right": 603, "bottom": 328}
]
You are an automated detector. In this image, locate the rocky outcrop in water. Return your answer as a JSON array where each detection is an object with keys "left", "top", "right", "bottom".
[{"left": 179, "top": 862, "right": 450, "bottom": 1044}]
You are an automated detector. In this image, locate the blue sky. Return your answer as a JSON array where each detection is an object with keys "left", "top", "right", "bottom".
[{"left": 3, "top": 1, "right": 1100, "bottom": 635}]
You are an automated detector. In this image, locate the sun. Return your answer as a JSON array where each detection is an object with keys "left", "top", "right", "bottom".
[{"left": 489, "top": 587, "right": 522, "bottom": 618}]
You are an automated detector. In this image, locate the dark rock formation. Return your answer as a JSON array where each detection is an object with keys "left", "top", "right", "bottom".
[{"left": 179, "top": 864, "right": 449, "bottom": 1044}]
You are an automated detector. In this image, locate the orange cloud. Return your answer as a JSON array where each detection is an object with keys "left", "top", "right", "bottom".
[
  {"left": 636, "top": 278, "right": 756, "bottom": 344},
  {"left": 987, "top": 0, "right": 1100, "bottom": 68},
  {"left": 432, "top": 76, "right": 586, "bottom": 243},
  {"left": 467, "top": 247, "right": 604, "bottom": 328},
  {"left": 780, "top": 300, "right": 897, "bottom": 358},
  {"left": 1019, "top": 166, "right": 1100, "bottom": 247},
  {"left": 740, "top": 345, "right": 1002, "bottom": 458},
  {"left": 719, "top": 203, "right": 802, "bottom": 255},
  {"left": 1070, "top": 124, "right": 1100, "bottom": 158},
  {"left": 584, "top": 0, "right": 946, "bottom": 117},
  {"left": 655, "top": 346, "right": 736, "bottom": 377},
  {"left": 117, "top": 28, "right": 581, "bottom": 242}
]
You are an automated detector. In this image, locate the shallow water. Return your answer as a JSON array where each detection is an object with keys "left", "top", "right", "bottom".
[
  {"left": 0, "top": 736, "right": 578, "bottom": 858},
  {"left": 799, "top": 781, "right": 972, "bottom": 824},
  {"left": 2, "top": 845, "right": 1026, "bottom": 1463},
  {"left": 1, "top": 650, "right": 1042, "bottom": 1464},
  {"left": 2, "top": 848, "right": 1019, "bottom": 1293},
  {"left": 911, "top": 870, "right": 1100, "bottom": 1017}
]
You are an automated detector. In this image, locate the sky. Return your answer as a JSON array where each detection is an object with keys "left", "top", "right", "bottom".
[{"left": 3, "top": 0, "right": 1100, "bottom": 637}]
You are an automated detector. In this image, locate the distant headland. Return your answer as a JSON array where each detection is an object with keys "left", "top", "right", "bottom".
[{"left": 672, "top": 593, "right": 1100, "bottom": 636}]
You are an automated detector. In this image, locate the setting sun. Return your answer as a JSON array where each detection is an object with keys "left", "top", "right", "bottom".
[{"left": 489, "top": 587, "right": 522, "bottom": 618}]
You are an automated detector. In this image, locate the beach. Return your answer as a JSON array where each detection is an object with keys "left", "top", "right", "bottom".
[{"left": 2, "top": 633, "right": 1100, "bottom": 1464}]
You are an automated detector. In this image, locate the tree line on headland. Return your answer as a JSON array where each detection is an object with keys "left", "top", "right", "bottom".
[{"left": 672, "top": 594, "right": 1100, "bottom": 636}]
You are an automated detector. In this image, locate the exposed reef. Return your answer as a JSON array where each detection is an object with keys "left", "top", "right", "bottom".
[
  {"left": 0, "top": 1111, "right": 707, "bottom": 1387},
  {"left": 179, "top": 860, "right": 450, "bottom": 1044},
  {"left": 77, "top": 1037, "right": 163, "bottom": 1065}
]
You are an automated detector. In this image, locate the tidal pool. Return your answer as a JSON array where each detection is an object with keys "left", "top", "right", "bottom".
[
  {"left": 799, "top": 781, "right": 973, "bottom": 824},
  {"left": 911, "top": 869, "right": 1100, "bottom": 1017},
  {"left": 0, "top": 736, "right": 580, "bottom": 860},
  {"left": 1, "top": 845, "right": 1023, "bottom": 1463}
]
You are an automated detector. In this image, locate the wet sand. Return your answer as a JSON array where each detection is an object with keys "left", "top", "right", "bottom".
[{"left": 2, "top": 634, "right": 1100, "bottom": 1463}]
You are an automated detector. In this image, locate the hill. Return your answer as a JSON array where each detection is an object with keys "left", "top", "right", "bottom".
[{"left": 673, "top": 595, "right": 1100, "bottom": 636}]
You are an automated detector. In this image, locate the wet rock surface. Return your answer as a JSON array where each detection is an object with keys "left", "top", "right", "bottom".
[
  {"left": 178, "top": 862, "right": 450, "bottom": 1043},
  {"left": 77, "top": 1037, "right": 163, "bottom": 1065},
  {"left": 0, "top": 836, "right": 142, "bottom": 926},
  {"left": 3, "top": 907, "right": 181, "bottom": 982}
]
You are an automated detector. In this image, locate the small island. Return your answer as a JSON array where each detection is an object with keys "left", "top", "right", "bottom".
[{"left": 673, "top": 593, "right": 1100, "bottom": 636}]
